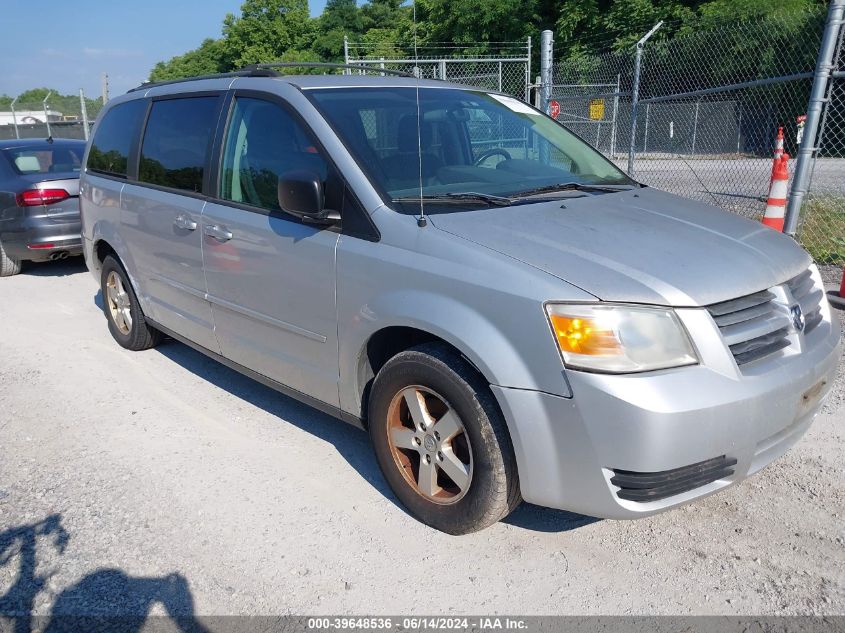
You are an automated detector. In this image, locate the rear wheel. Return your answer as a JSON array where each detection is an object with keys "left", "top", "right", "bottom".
[
  {"left": 368, "top": 343, "right": 520, "bottom": 534},
  {"left": 0, "top": 240, "right": 22, "bottom": 277},
  {"left": 101, "top": 255, "right": 161, "bottom": 351}
]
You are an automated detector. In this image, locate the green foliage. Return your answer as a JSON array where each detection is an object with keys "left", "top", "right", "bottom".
[
  {"left": 149, "top": 39, "right": 231, "bottom": 82},
  {"left": 143, "top": 0, "right": 830, "bottom": 83}
]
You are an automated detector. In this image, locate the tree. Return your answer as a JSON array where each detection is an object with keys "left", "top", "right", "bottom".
[
  {"left": 149, "top": 39, "right": 231, "bottom": 82},
  {"left": 222, "top": 0, "right": 316, "bottom": 67},
  {"left": 313, "top": 0, "right": 363, "bottom": 61}
]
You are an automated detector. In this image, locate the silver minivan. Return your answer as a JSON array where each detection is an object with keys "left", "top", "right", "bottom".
[{"left": 80, "top": 67, "right": 841, "bottom": 534}]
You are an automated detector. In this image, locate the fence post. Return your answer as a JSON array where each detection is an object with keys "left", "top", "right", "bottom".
[
  {"left": 610, "top": 74, "right": 620, "bottom": 157},
  {"left": 540, "top": 31, "right": 553, "bottom": 165},
  {"left": 526, "top": 36, "right": 532, "bottom": 102},
  {"left": 79, "top": 89, "right": 89, "bottom": 141},
  {"left": 691, "top": 99, "right": 700, "bottom": 155},
  {"left": 628, "top": 21, "right": 663, "bottom": 175},
  {"left": 42, "top": 90, "right": 53, "bottom": 139},
  {"left": 498, "top": 61, "right": 503, "bottom": 92},
  {"left": 10, "top": 96, "right": 19, "bottom": 140},
  {"left": 643, "top": 102, "right": 651, "bottom": 154},
  {"left": 784, "top": 0, "right": 845, "bottom": 237},
  {"left": 439, "top": 59, "right": 447, "bottom": 80},
  {"left": 540, "top": 30, "right": 553, "bottom": 114}
]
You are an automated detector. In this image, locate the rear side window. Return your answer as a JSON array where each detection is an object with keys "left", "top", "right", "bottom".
[
  {"left": 87, "top": 99, "right": 147, "bottom": 178},
  {"left": 139, "top": 97, "right": 219, "bottom": 193}
]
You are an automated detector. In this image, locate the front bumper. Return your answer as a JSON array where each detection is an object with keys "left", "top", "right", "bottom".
[{"left": 493, "top": 304, "right": 841, "bottom": 519}]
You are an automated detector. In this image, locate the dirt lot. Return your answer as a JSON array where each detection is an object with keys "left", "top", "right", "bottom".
[{"left": 0, "top": 258, "right": 843, "bottom": 619}]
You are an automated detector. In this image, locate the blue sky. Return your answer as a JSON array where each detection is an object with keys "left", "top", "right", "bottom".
[{"left": 0, "top": 0, "right": 330, "bottom": 99}]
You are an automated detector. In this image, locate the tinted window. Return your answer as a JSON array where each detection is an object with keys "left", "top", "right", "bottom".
[
  {"left": 220, "top": 97, "right": 330, "bottom": 213},
  {"left": 139, "top": 97, "right": 219, "bottom": 193},
  {"left": 4, "top": 145, "right": 82, "bottom": 174},
  {"left": 87, "top": 99, "right": 147, "bottom": 178}
]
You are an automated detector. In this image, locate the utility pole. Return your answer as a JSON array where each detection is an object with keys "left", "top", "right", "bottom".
[{"left": 101, "top": 73, "right": 109, "bottom": 104}]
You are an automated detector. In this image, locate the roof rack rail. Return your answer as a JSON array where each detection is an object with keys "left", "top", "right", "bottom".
[
  {"left": 127, "top": 68, "right": 280, "bottom": 93},
  {"left": 242, "top": 62, "right": 415, "bottom": 78}
]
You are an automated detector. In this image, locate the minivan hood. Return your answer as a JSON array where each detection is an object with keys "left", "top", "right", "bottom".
[{"left": 428, "top": 187, "right": 811, "bottom": 306}]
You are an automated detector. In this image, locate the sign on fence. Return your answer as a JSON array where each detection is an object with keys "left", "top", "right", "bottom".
[
  {"left": 549, "top": 100, "right": 560, "bottom": 119},
  {"left": 589, "top": 99, "right": 605, "bottom": 121}
]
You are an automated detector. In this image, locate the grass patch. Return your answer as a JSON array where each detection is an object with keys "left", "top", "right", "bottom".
[{"left": 799, "top": 196, "right": 845, "bottom": 265}]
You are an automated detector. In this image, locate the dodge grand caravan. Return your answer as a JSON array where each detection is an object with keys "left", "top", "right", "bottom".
[{"left": 79, "top": 67, "right": 841, "bottom": 534}]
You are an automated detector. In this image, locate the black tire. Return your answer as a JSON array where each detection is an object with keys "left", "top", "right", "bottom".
[
  {"left": 368, "top": 342, "right": 521, "bottom": 534},
  {"left": 101, "top": 255, "right": 161, "bottom": 351},
  {"left": 0, "top": 240, "right": 22, "bottom": 277}
]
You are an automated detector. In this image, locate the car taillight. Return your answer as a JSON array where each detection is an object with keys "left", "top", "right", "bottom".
[{"left": 16, "top": 188, "right": 70, "bottom": 206}]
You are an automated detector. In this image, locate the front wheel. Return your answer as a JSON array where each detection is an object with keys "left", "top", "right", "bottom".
[{"left": 368, "top": 343, "right": 520, "bottom": 534}]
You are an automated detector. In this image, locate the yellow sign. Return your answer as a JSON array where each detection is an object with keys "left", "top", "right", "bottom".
[{"left": 589, "top": 99, "right": 605, "bottom": 121}]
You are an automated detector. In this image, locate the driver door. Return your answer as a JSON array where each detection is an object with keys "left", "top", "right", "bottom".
[{"left": 201, "top": 93, "right": 341, "bottom": 407}]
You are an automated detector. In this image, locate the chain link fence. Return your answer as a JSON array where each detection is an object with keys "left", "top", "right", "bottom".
[
  {"left": 0, "top": 91, "right": 100, "bottom": 141},
  {"left": 345, "top": 40, "right": 532, "bottom": 101},
  {"left": 549, "top": 6, "right": 845, "bottom": 265}
]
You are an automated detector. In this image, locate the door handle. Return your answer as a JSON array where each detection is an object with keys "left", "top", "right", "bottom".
[
  {"left": 204, "top": 223, "right": 233, "bottom": 242},
  {"left": 173, "top": 214, "right": 198, "bottom": 231}
]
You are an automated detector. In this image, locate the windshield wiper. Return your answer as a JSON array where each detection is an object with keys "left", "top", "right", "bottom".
[
  {"left": 511, "top": 182, "right": 635, "bottom": 198},
  {"left": 393, "top": 192, "right": 514, "bottom": 207}
]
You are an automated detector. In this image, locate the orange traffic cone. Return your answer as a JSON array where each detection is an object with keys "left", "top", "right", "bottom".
[
  {"left": 762, "top": 153, "right": 789, "bottom": 232},
  {"left": 774, "top": 126, "right": 784, "bottom": 160}
]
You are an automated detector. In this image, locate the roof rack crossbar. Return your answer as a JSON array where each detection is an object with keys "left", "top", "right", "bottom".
[{"left": 242, "top": 62, "right": 415, "bottom": 78}]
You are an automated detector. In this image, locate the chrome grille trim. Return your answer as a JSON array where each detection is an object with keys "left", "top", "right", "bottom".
[
  {"left": 706, "top": 267, "right": 825, "bottom": 367},
  {"left": 787, "top": 269, "right": 823, "bottom": 334}
]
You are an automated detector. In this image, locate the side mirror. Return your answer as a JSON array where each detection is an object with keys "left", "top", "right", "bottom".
[{"left": 277, "top": 170, "right": 325, "bottom": 218}]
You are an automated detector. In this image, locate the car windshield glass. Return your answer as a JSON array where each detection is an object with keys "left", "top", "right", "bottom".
[
  {"left": 306, "top": 87, "right": 633, "bottom": 211},
  {"left": 3, "top": 146, "right": 82, "bottom": 175}
]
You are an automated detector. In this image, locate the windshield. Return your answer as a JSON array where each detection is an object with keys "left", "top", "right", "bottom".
[
  {"left": 3, "top": 145, "right": 82, "bottom": 175},
  {"left": 306, "top": 87, "right": 633, "bottom": 210}
]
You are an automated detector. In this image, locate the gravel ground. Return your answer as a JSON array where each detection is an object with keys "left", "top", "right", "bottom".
[{"left": 0, "top": 258, "right": 843, "bottom": 622}]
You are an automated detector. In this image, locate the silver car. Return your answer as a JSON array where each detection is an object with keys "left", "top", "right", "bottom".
[{"left": 79, "top": 69, "right": 841, "bottom": 534}]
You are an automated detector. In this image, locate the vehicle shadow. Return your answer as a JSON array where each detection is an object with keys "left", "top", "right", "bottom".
[
  {"left": 503, "top": 504, "right": 601, "bottom": 533},
  {"left": 152, "top": 338, "right": 404, "bottom": 513},
  {"left": 22, "top": 257, "right": 86, "bottom": 278},
  {"left": 0, "top": 515, "right": 209, "bottom": 633},
  {"left": 90, "top": 291, "right": 599, "bottom": 532}
]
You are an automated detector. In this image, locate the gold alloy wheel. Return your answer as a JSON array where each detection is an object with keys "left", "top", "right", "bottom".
[
  {"left": 386, "top": 385, "right": 473, "bottom": 504},
  {"left": 106, "top": 271, "right": 133, "bottom": 335}
]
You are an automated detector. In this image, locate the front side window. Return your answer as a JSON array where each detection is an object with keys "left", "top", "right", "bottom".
[
  {"left": 86, "top": 99, "right": 147, "bottom": 178},
  {"left": 220, "top": 97, "right": 330, "bottom": 213},
  {"left": 139, "top": 96, "right": 219, "bottom": 193},
  {"left": 307, "top": 87, "right": 633, "bottom": 210}
]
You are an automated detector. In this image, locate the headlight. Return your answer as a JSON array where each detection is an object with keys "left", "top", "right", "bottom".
[{"left": 545, "top": 303, "right": 698, "bottom": 373}]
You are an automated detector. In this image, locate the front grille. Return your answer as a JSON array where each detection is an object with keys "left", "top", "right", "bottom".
[
  {"left": 610, "top": 455, "right": 738, "bottom": 502},
  {"left": 707, "top": 289, "right": 792, "bottom": 365},
  {"left": 787, "top": 269, "right": 823, "bottom": 334}
]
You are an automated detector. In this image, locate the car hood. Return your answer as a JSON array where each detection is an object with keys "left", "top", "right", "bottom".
[{"left": 428, "top": 187, "right": 811, "bottom": 306}]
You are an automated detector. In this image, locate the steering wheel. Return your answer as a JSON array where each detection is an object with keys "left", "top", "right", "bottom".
[{"left": 474, "top": 148, "right": 512, "bottom": 166}]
